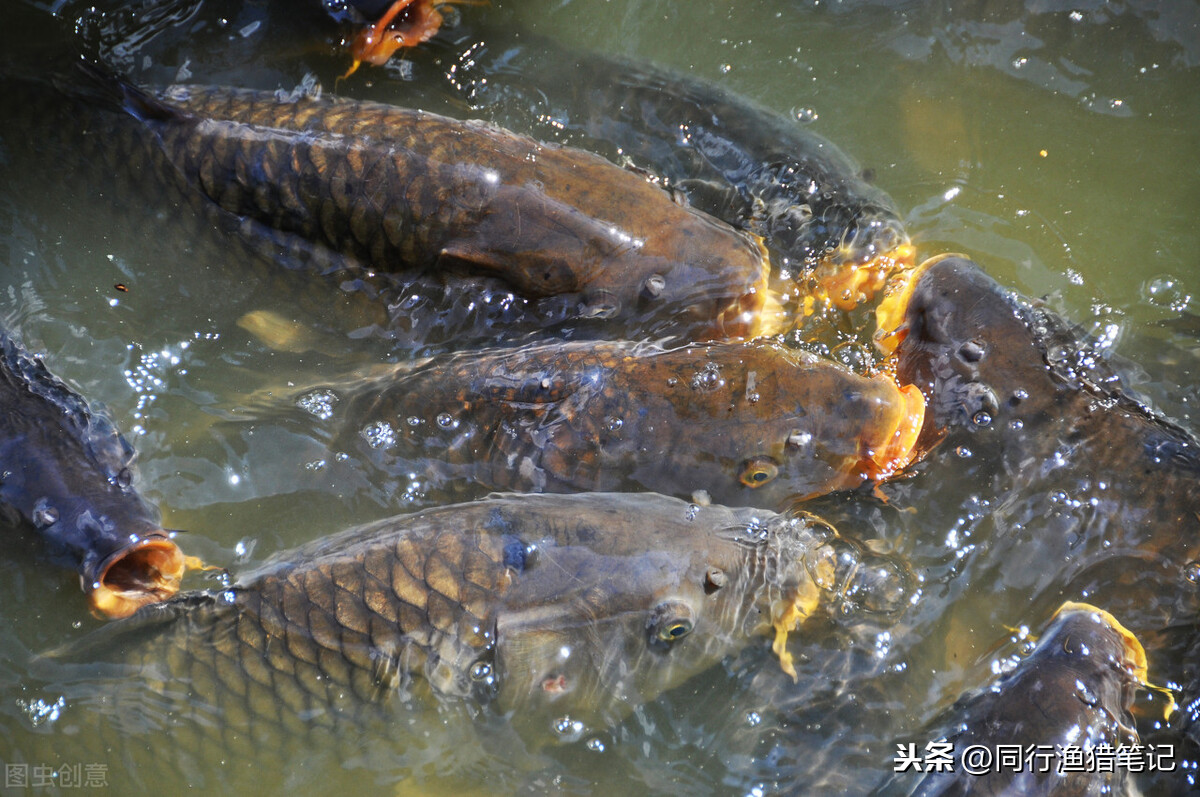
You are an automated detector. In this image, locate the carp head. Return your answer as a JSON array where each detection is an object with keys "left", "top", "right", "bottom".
[
  {"left": 487, "top": 496, "right": 829, "bottom": 736},
  {"left": 874, "top": 254, "right": 1067, "bottom": 451}
]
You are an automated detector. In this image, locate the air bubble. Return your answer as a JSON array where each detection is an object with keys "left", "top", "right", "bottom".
[
  {"left": 1074, "top": 679, "right": 1099, "bottom": 707},
  {"left": 32, "top": 502, "right": 59, "bottom": 528},
  {"left": 955, "top": 445, "right": 973, "bottom": 458},
  {"left": 16, "top": 696, "right": 65, "bottom": 726},
  {"left": 469, "top": 661, "right": 493, "bottom": 682},
  {"left": 553, "top": 716, "right": 585, "bottom": 739},
  {"left": 360, "top": 421, "right": 396, "bottom": 449},
  {"left": 1183, "top": 561, "right": 1200, "bottom": 584},
  {"left": 585, "top": 737, "right": 606, "bottom": 753},
  {"left": 793, "top": 107, "right": 818, "bottom": 124},
  {"left": 436, "top": 412, "right": 459, "bottom": 430},
  {"left": 643, "top": 274, "right": 666, "bottom": 298},
  {"left": 972, "top": 411, "right": 993, "bottom": 427},
  {"left": 296, "top": 389, "right": 338, "bottom": 420},
  {"left": 1142, "top": 275, "right": 1191, "bottom": 313},
  {"left": 691, "top": 363, "right": 724, "bottom": 392}
]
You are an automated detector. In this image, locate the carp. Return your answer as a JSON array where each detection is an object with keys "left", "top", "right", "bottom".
[
  {"left": 66, "top": 60, "right": 773, "bottom": 342},
  {"left": 373, "top": 24, "right": 914, "bottom": 310},
  {"left": 0, "top": 326, "right": 186, "bottom": 618},
  {"left": 882, "top": 602, "right": 1152, "bottom": 796},
  {"left": 877, "top": 254, "right": 1200, "bottom": 565},
  {"left": 13, "top": 492, "right": 843, "bottom": 790},
  {"left": 300, "top": 338, "right": 925, "bottom": 508},
  {"left": 875, "top": 255, "right": 1200, "bottom": 789}
]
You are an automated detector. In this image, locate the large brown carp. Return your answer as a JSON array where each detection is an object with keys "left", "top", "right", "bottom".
[
  {"left": 10, "top": 492, "right": 846, "bottom": 791},
  {"left": 293, "top": 338, "right": 925, "bottom": 508},
  {"left": 50, "top": 58, "right": 774, "bottom": 343},
  {"left": 367, "top": 23, "right": 914, "bottom": 311},
  {"left": 882, "top": 602, "right": 1151, "bottom": 796},
  {"left": 0, "top": 326, "right": 186, "bottom": 618}
]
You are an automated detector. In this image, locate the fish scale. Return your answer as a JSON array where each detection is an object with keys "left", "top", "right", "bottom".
[
  {"left": 2, "top": 59, "right": 770, "bottom": 350},
  {"left": 144, "top": 81, "right": 772, "bottom": 336}
]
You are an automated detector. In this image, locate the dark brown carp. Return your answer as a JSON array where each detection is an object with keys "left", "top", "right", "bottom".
[
  {"left": 883, "top": 602, "right": 1151, "bottom": 796},
  {"left": 304, "top": 339, "right": 925, "bottom": 508},
  {"left": 877, "top": 254, "right": 1200, "bottom": 565},
  {"left": 0, "top": 327, "right": 185, "bottom": 618},
  {"left": 73, "top": 62, "right": 773, "bottom": 341},
  {"left": 14, "top": 492, "right": 839, "bottom": 790},
  {"left": 371, "top": 23, "right": 914, "bottom": 311},
  {"left": 875, "top": 255, "right": 1200, "bottom": 788}
]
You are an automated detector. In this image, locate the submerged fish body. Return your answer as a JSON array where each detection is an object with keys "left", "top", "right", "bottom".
[
  {"left": 313, "top": 339, "right": 924, "bottom": 507},
  {"left": 89, "top": 69, "right": 772, "bottom": 341},
  {"left": 389, "top": 26, "right": 912, "bottom": 307},
  {"left": 885, "top": 602, "right": 1148, "bottom": 796},
  {"left": 20, "top": 492, "right": 832, "bottom": 789},
  {"left": 0, "top": 327, "right": 184, "bottom": 618}
]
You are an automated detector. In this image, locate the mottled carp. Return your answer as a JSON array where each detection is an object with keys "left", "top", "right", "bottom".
[
  {"left": 12, "top": 493, "right": 840, "bottom": 790},
  {"left": 301, "top": 338, "right": 924, "bottom": 507},
  {"left": 375, "top": 24, "right": 913, "bottom": 310},
  {"left": 66, "top": 60, "right": 773, "bottom": 341},
  {"left": 0, "top": 327, "right": 185, "bottom": 618},
  {"left": 882, "top": 602, "right": 1151, "bottom": 796}
]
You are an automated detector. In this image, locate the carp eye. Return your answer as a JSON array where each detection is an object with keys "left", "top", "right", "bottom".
[
  {"left": 738, "top": 456, "right": 779, "bottom": 488},
  {"left": 648, "top": 601, "right": 696, "bottom": 647},
  {"left": 658, "top": 619, "right": 693, "bottom": 642}
]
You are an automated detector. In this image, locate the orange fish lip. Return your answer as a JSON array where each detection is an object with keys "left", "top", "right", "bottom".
[
  {"left": 85, "top": 534, "right": 186, "bottom": 619},
  {"left": 861, "top": 379, "right": 927, "bottom": 482},
  {"left": 812, "top": 243, "right": 916, "bottom": 313},
  {"left": 1053, "top": 601, "right": 1148, "bottom": 685},
  {"left": 873, "top": 252, "right": 966, "bottom": 356}
]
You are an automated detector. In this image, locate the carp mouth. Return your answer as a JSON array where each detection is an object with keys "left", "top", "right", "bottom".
[
  {"left": 810, "top": 242, "right": 916, "bottom": 314},
  {"left": 714, "top": 235, "right": 775, "bottom": 340},
  {"left": 85, "top": 535, "right": 187, "bottom": 619},
  {"left": 872, "top": 253, "right": 965, "bottom": 355},
  {"left": 860, "top": 379, "right": 927, "bottom": 483}
]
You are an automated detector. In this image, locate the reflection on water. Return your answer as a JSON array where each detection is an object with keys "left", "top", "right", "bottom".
[{"left": 0, "top": 0, "right": 1198, "bottom": 793}]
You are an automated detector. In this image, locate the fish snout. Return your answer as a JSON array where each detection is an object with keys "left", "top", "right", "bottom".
[{"left": 83, "top": 529, "right": 186, "bottom": 619}]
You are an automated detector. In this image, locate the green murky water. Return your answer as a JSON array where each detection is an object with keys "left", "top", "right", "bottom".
[{"left": 0, "top": 0, "right": 1198, "bottom": 793}]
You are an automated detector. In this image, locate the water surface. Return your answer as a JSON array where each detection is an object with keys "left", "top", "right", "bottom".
[{"left": 0, "top": 0, "right": 1198, "bottom": 793}]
